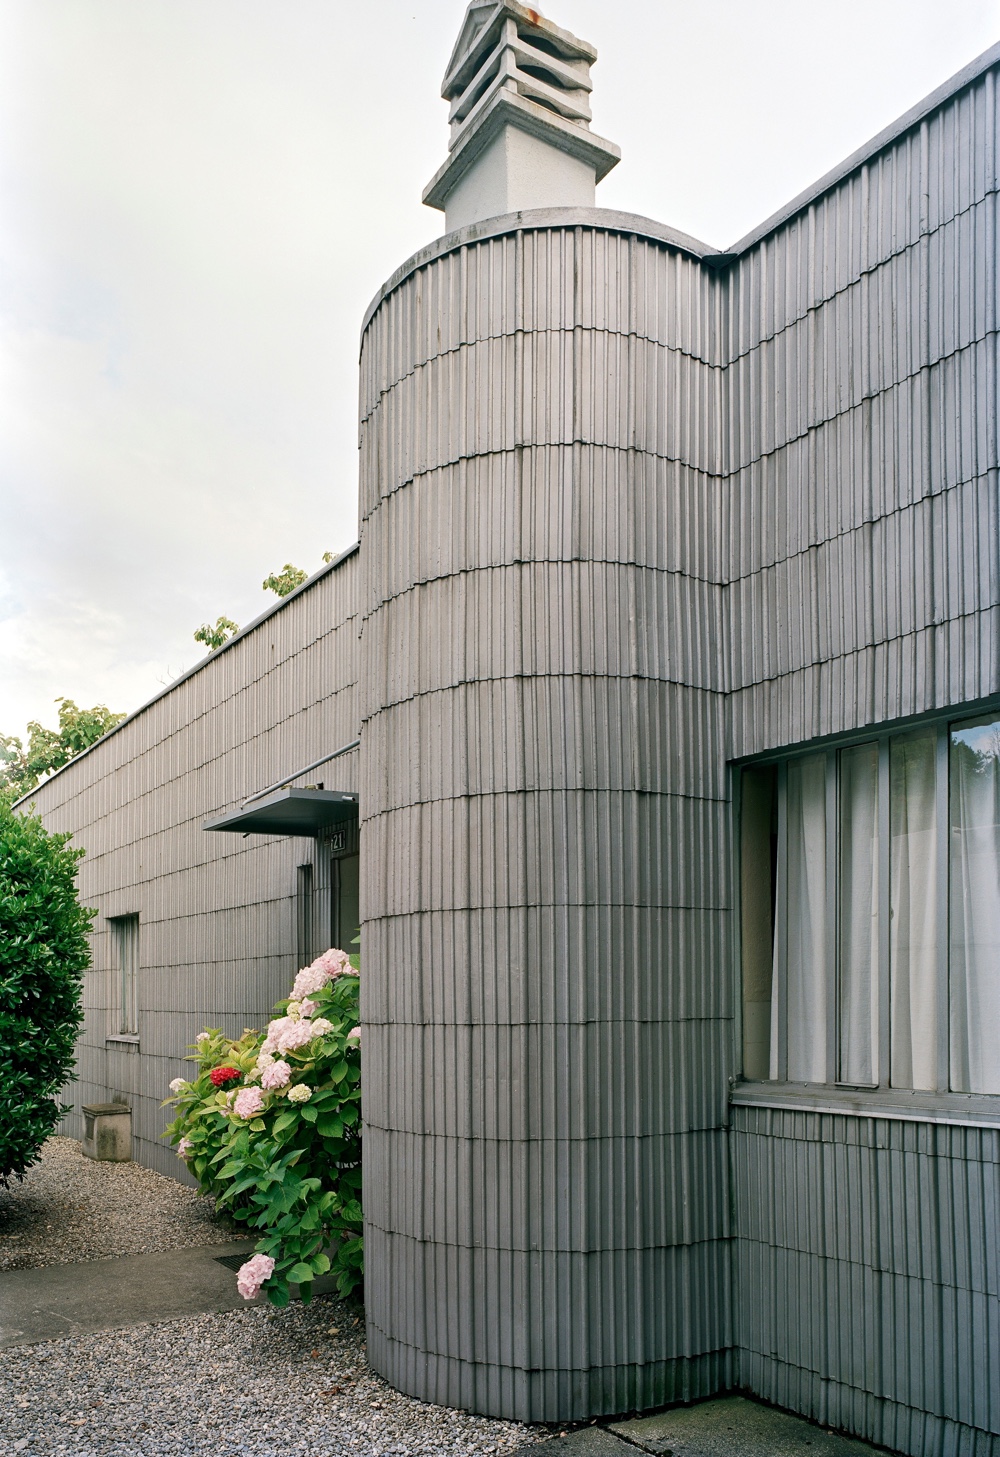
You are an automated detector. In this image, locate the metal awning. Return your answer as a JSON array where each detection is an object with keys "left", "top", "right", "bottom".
[{"left": 203, "top": 787, "right": 358, "bottom": 838}]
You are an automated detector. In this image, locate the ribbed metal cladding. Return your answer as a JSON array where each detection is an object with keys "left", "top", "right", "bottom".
[
  {"left": 732, "top": 1105, "right": 1000, "bottom": 1457},
  {"left": 358, "top": 222, "right": 732, "bottom": 1420},
  {"left": 725, "top": 61, "right": 1000, "bottom": 1457},
  {"left": 23, "top": 554, "right": 361, "bottom": 1178},
  {"left": 724, "top": 66, "right": 999, "bottom": 755}
]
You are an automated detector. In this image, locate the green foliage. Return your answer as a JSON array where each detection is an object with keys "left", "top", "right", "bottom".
[
  {"left": 0, "top": 798, "right": 93, "bottom": 1185},
  {"left": 262, "top": 563, "right": 308, "bottom": 598},
  {"left": 193, "top": 616, "right": 240, "bottom": 652},
  {"left": 164, "top": 951, "right": 362, "bottom": 1305},
  {"left": 193, "top": 553, "right": 337, "bottom": 650},
  {"left": 1, "top": 699, "right": 125, "bottom": 798}
]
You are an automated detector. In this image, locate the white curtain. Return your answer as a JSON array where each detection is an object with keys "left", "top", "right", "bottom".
[
  {"left": 839, "top": 744, "right": 879, "bottom": 1084},
  {"left": 889, "top": 731, "right": 938, "bottom": 1089},
  {"left": 772, "top": 754, "right": 828, "bottom": 1082},
  {"left": 949, "top": 719, "right": 1000, "bottom": 1094}
]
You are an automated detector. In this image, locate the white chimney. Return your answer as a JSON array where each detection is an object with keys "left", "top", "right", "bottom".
[{"left": 423, "top": 2, "right": 621, "bottom": 233}]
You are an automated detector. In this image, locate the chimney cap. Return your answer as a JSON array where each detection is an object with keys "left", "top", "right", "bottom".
[{"left": 425, "top": 2, "right": 620, "bottom": 229}]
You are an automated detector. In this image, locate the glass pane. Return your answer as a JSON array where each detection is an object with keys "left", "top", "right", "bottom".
[
  {"left": 839, "top": 743, "right": 879, "bottom": 1084},
  {"left": 889, "top": 731, "right": 938, "bottom": 1089},
  {"left": 336, "top": 854, "right": 361, "bottom": 950},
  {"left": 784, "top": 754, "right": 828, "bottom": 1083},
  {"left": 741, "top": 766, "right": 777, "bottom": 1081},
  {"left": 950, "top": 716, "right": 1000, "bottom": 1093}
]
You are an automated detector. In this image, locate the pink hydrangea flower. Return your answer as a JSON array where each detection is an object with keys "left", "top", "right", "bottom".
[
  {"left": 276, "top": 1019, "right": 318, "bottom": 1054},
  {"left": 236, "top": 1252, "right": 275, "bottom": 1300},
  {"left": 168, "top": 1077, "right": 186, "bottom": 1094},
  {"left": 260, "top": 1059, "right": 292, "bottom": 1090},
  {"left": 291, "top": 947, "right": 352, "bottom": 999},
  {"left": 312, "top": 947, "right": 352, "bottom": 976},
  {"left": 346, "top": 1026, "right": 361, "bottom": 1044},
  {"left": 291, "top": 965, "right": 329, "bottom": 999},
  {"left": 298, "top": 998, "right": 318, "bottom": 1018},
  {"left": 232, "top": 1086, "right": 265, "bottom": 1119},
  {"left": 177, "top": 1137, "right": 193, "bottom": 1159}
]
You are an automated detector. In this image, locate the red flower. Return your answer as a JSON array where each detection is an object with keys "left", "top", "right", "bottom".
[{"left": 209, "top": 1066, "right": 241, "bottom": 1087}]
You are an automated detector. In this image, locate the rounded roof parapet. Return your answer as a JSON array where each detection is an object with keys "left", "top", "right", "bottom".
[{"left": 360, "top": 206, "right": 719, "bottom": 341}]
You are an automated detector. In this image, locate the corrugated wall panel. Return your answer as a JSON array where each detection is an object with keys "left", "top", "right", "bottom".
[
  {"left": 725, "top": 57, "right": 1000, "bottom": 1457},
  {"left": 26, "top": 552, "right": 360, "bottom": 1176},
  {"left": 733, "top": 1105, "right": 1000, "bottom": 1455},
  {"left": 359, "top": 221, "right": 731, "bottom": 1421}
]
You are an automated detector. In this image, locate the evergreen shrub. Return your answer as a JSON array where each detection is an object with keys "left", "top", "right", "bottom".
[{"left": 0, "top": 797, "right": 92, "bottom": 1185}]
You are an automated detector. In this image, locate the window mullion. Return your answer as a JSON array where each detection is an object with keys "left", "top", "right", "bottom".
[
  {"left": 877, "top": 736, "right": 891, "bottom": 1087},
  {"left": 826, "top": 749, "right": 839, "bottom": 1085},
  {"left": 936, "top": 723, "right": 950, "bottom": 1091}
]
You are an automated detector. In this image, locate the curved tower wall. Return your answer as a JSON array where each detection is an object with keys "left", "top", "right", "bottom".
[{"left": 358, "top": 214, "right": 732, "bottom": 1421}]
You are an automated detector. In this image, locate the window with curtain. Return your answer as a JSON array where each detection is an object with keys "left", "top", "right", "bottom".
[
  {"left": 108, "top": 914, "right": 140, "bottom": 1037},
  {"left": 740, "top": 710, "right": 1000, "bottom": 1095}
]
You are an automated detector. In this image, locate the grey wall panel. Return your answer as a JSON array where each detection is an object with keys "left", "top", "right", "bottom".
[
  {"left": 360, "top": 568, "right": 725, "bottom": 713},
  {"left": 363, "top": 1022, "right": 729, "bottom": 1140},
  {"left": 360, "top": 220, "right": 730, "bottom": 1421},
  {"left": 362, "top": 906, "right": 731, "bottom": 1027},
  {"left": 31, "top": 551, "right": 361, "bottom": 1176},
  {"left": 27, "top": 45, "right": 1000, "bottom": 1450},
  {"left": 358, "top": 448, "right": 725, "bottom": 618},
  {"left": 725, "top": 63, "right": 1000, "bottom": 757},
  {"left": 733, "top": 1105, "right": 1000, "bottom": 1455},
  {"left": 361, "top": 679, "right": 726, "bottom": 807},
  {"left": 360, "top": 792, "right": 729, "bottom": 917},
  {"left": 364, "top": 1127, "right": 729, "bottom": 1252},
  {"left": 359, "top": 51, "right": 999, "bottom": 1441}
]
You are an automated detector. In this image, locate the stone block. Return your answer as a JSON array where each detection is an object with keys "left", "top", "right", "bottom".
[{"left": 81, "top": 1103, "right": 131, "bottom": 1161}]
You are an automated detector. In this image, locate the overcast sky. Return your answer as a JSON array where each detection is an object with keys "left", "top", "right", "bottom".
[{"left": 2, "top": 0, "right": 999, "bottom": 743}]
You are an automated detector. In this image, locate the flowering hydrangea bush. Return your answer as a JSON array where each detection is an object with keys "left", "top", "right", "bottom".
[{"left": 163, "top": 946, "right": 362, "bottom": 1305}]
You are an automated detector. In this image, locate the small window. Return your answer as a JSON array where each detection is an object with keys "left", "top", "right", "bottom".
[
  {"left": 108, "top": 914, "right": 139, "bottom": 1037},
  {"left": 296, "top": 864, "right": 314, "bottom": 967},
  {"left": 740, "top": 710, "right": 1000, "bottom": 1094},
  {"left": 333, "top": 853, "right": 360, "bottom": 951}
]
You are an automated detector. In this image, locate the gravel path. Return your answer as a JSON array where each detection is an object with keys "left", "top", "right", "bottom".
[
  {"left": 1, "top": 1295, "right": 544, "bottom": 1456},
  {"left": 0, "top": 1138, "right": 238, "bottom": 1270}
]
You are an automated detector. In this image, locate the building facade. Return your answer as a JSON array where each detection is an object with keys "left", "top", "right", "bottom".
[
  {"left": 27, "top": 548, "right": 361, "bottom": 1176},
  {"left": 20, "top": 6, "right": 1000, "bottom": 1451}
]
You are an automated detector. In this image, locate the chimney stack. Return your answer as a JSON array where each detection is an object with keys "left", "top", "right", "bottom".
[{"left": 423, "top": 2, "right": 620, "bottom": 232}]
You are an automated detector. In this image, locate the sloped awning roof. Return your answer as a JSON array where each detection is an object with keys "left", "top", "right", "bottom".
[{"left": 203, "top": 787, "right": 358, "bottom": 838}]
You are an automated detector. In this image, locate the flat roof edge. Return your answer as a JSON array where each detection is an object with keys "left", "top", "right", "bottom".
[
  {"left": 12, "top": 541, "right": 361, "bottom": 810},
  {"left": 362, "top": 39, "right": 1000, "bottom": 327},
  {"left": 727, "top": 39, "right": 1000, "bottom": 256},
  {"left": 361, "top": 208, "right": 717, "bottom": 337}
]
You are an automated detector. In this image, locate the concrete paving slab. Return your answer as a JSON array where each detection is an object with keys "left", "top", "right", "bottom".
[
  {"left": 608, "top": 1395, "right": 882, "bottom": 1456},
  {"left": 515, "top": 1430, "right": 636, "bottom": 1455},
  {"left": 0, "top": 1241, "right": 302, "bottom": 1348}
]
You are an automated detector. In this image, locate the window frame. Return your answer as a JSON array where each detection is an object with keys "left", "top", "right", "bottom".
[
  {"left": 737, "top": 703, "right": 1000, "bottom": 1101},
  {"left": 107, "top": 913, "right": 140, "bottom": 1040}
]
